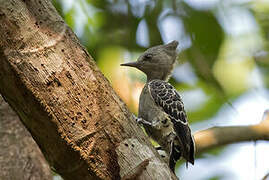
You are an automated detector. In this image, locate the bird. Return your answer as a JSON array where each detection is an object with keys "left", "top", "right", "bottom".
[{"left": 121, "top": 40, "right": 195, "bottom": 172}]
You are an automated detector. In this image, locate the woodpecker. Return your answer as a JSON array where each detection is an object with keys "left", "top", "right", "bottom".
[{"left": 121, "top": 41, "right": 195, "bottom": 172}]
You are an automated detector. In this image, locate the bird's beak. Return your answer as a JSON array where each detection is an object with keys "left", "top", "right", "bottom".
[{"left": 120, "top": 61, "right": 140, "bottom": 68}]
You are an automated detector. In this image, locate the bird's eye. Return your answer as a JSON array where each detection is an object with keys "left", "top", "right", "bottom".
[{"left": 144, "top": 54, "right": 153, "bottom": 60}]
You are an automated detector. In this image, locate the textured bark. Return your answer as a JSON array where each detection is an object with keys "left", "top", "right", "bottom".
[
  {"left": 195, "top": 110, "right": 269, "bottom": 154},
  {"left": 0, "top": 95, "right": 53, "bottom": 180},
  {"left": 0, "top": 0, "right": 177, "bottom": 180}
]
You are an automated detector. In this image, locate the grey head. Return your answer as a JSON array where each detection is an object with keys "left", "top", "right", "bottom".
[{"left": 121, "top": 41, "right": 178, "bottom": 82}]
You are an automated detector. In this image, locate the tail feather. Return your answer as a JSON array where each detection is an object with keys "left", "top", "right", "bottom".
[
  {"left": 188, "top": 135, "right": 195, "bottom": 165},
  {"left": 182, "top": 134, "right": 195, "bottom": 165},
  {"left": 169, "top": 138, "right": 182, "bottom": 172},
  {"left": 169, "top": 135, "right": 195, "bottom": 172}
]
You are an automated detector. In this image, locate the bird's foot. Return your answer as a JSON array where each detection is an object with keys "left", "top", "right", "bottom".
[{"left": 132, "top": 114, "right": 153, "bottom": 126}]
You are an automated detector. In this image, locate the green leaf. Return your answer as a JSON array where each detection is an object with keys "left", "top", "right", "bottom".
[
  {"left": 64, "top": 7, "right": 76, "bottom": 29},
  {"left": 180, "top": 2, "right": 225, "bottom": 92}
]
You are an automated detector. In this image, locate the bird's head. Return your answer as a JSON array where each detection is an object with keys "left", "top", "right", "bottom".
[{"left": 121, "top": 41, "right": 178, "bottom": 81}]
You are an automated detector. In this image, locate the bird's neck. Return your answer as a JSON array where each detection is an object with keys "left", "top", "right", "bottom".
[{"left": 146, "top": 70, "right": 172, "bottom": 82}]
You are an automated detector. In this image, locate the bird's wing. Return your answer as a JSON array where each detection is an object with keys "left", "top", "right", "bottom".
[{"left": 148, "top": 79, "right": 195, "bottom": 165}]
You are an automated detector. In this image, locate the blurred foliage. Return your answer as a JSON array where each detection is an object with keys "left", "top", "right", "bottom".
[
  {"left": 179, "top": 1, "right": 225, "bottom": 89},
  {"left": 207, "top": 176, "right": 223, "bottom": 180},
  {"left": 52, "top": 0, "right": 269, "bottom": 179},
  {"left": 252, "top": 2, "right": 269, "bottom": 89}
]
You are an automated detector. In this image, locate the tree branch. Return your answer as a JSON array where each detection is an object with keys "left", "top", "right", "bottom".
[
  {"left": 1, "top": 1, "right": 268, "bottom": 179},
  {"left": 0, "top": 95, "right": 52, "bottom": 180},
  {"left": 0, "top": 0, "right": 177, "bottom": 179},
  {"left": 195, "top": 110, "right": 269, "bottom": 154}
]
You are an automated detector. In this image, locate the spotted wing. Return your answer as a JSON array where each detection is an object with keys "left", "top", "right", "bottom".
[{"left": 148, "top": 79, "right": 195, "bottom": 165}]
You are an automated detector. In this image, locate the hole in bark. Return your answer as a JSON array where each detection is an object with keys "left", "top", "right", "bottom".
[
  {"left": 55, "top": 79, "right": 61, "bottom": 86},
  {"left": 61, "top": 49, "right": 64, "bottom": 52},
  {"left": 81, "top": 119, "right": 86, "bottom": 124},
  {"left": 46, "top": 81, "right": 52, "bottom": 86},
  {"left": 131, "top": 144, "right": 134, "bottom": 148},
  {"left": 71, "top": 116, "right": 77, "bottom": 121},
  {"left": 124, "top": 143, "right": 129, "bottom": 147},
  {"left": 65, "top": 72, "right": 72, "bottom": 79}
]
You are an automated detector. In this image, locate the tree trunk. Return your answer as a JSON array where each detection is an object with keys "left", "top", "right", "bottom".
[
  {"left": 0, "top": 95, "right": 53, "bottom": 180},
  {"left": 0, "top": 0, "right": 177, "bottom": 179}
]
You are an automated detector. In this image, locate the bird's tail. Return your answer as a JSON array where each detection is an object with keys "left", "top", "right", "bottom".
[
  {"left": 186, "top": 135, "right": 195, "bottom": 165},
  {"left": 169, "top": 135, "right": 195, "bottom": 172},
  {"left": 169, "top": 137, "right": 182, "bottom": 172},
  {"left": 182, "top": 134, "right": 195, "bottom": 166}
]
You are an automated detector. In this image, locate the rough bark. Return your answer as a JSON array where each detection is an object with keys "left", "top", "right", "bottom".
[
  {"left": 195, "top": 110, "right": 269, "bottom": 154},
  {"left": 0, "top": 95, "right": 53, "bottom": 180},
  {"left": 0, "top": 0, "right": 177, "bottom": 180}
]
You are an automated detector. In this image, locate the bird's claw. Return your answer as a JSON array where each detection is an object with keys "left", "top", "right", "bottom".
[
  {"left": 136, "top": 117, "right": 143, "bottom": 124},
  {"left": 132, "top": 114, "right": 152, "bottom": 126}
]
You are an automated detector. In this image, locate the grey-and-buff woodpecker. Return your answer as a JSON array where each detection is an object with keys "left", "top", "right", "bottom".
[{"left": 121, "top": 41, "right": 195, "bottom": 172}]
